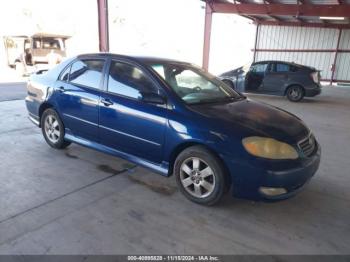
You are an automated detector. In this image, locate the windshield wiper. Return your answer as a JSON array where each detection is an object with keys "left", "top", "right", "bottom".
[{"left": 190, "top": 96, "right": 244, "bottom": 105}]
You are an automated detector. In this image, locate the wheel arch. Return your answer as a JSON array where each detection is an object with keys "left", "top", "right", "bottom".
[
  {"left": 167, "top": 141, "right": 232, "bottom": 184},
  {"left": 284, "top": 83, "right": 305, "bottom": 96},
  {"left": 38, "top": 102, "right": 55, "bottom": 126}
]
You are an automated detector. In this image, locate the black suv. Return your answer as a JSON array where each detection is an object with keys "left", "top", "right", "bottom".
[{"left": 219, "top": 60, "right": 321, "bottom": 102}]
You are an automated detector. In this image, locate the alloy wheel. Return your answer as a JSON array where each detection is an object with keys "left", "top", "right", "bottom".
[
  {"left": 180, "top": 157, "right": 216, "bottom": 198},
  {"left": 44, "top": 115, "right": 60, "bottom": 143},
  {"left": 288, "top": 87, "right": 301, "bottom": 100}
]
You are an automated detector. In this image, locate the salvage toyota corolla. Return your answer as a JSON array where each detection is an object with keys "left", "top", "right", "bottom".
[{"left": 25, "top": 53, "right": 321, "bottom": 205}]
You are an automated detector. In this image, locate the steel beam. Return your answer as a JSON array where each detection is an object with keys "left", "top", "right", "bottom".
[
  {"left": 253, "top": 24, "right": 260, "bottom": 62},
  {"left": 211, "top": 3, "right": 350, "bottom": 17},
  {"left": 254, "top": 20, "right": 350, "bottom": 29},
  {"left": 252, "top": 48, "right": 350, "bottom": 52},
  {"left": 330, "top": 29, "right": 342, "bottom": 85},
  {"left": 321, "top": 78, "right": 350, "bottom": 83},
  {"left": 97, "top": 0, "right": 109, "bottom": 52},
  {"left": 202, "top": 3, "right": 213, "bottom": 71}
]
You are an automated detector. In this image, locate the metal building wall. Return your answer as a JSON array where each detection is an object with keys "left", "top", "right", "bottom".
[
  {"left": 254, "top": 25, "right": 350, "bottom": 82},
  {"left": 335, "top": 29, "right": 350, "bottom": 81}
]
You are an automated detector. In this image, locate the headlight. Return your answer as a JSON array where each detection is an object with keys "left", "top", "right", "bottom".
[{"left": 242, "top": 136, "right": 298, "bottom": 160}]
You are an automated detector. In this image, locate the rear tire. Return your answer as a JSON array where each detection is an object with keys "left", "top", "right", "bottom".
[
  {"left": 174, "top": 146, "right": 229, "bottom": 205},
  {"left": 286, "top": 85, "right": 304, "bottom": 102},
  {"left": 41, "top": 108, "right": 71, "bottom": 149}
]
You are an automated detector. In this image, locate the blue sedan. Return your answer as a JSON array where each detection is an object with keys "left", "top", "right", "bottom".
[{"left": 25, "top": 53, "right": 321, "bottom": 205}]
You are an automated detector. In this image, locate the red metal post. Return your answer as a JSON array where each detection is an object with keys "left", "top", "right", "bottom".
[
  {"left": 97, "top": 0, "right": 109, "bottom": 52},
  {"left": 330, "top": 28, "right": 342, "bottom": 85},
  {"left": 253, "top": 23, "right": 260, "bottom": 62},
  {"left": 202, "top": 3, "right": 213, "bottom": 71}
]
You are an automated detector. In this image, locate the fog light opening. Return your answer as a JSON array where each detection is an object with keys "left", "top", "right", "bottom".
[{"left": 259, "top": 187, "right": 287, "bottom": 196}]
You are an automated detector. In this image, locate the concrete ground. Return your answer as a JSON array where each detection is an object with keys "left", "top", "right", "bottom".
[
  {"left": 0, "top": 86, "right": 349, "bottom": 255},
  {"left": 0, "top": 82, "right": 26, "bottom": 102}
]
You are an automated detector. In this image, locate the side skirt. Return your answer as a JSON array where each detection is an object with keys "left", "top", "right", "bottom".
[{"left": 64, "top": 132, "right": 169, "bottom": 177}]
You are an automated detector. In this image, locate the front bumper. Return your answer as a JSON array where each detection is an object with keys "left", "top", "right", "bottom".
[{"left": 222, "top": 143, "right": 321, "bottom": 201}]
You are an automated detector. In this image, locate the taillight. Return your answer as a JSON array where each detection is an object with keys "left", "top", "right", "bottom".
[{"left": 310, "top": 72, "right": 319, "bottom": 83}]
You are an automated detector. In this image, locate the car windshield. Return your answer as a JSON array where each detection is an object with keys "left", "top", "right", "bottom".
[{"left": 148, "top": 62, "right": 243, "bottom": 105}]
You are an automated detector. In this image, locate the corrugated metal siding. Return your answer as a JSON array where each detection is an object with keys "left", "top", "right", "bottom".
[
  {"left": 334, "top": 53, "right": 350, "bottom": 81},
  {"left": 339, "top": 29, "right": 350, "bottom": 50},
  {"left": 255, "top": 25, "right": 350, "bottom": 81},
  {"left": 335, "top": 30, "right": 350, "bottom": 80},
  {"left": 257, "top": 26, "right": 338, "bottom": 50}
]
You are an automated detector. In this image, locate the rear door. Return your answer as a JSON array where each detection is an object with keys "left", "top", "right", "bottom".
[
  {"left": 55, "top": 58, "right": 106, "bottom": 141},
  {"left": 99, "top": 59, "right": 168, "bottom": 164},
  {"left": 262, "top": 62, "right": 291, "bottom": 93}
]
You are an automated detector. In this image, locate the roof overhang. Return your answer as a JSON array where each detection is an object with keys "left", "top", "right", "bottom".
[{"left": 205, "top": 0, "right": 350, "bottom": 28}]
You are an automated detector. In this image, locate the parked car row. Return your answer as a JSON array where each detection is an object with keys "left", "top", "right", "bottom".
[{"left": 25, "top": 54, "right": 321, "bottom": 205}]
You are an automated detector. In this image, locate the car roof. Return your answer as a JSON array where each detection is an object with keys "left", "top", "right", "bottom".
[
  {"left": 77, "top": 53, "right": 192, "bottom": 66},
  {"left": 254, "top": 60, "right": 302, "bottom": 67}
]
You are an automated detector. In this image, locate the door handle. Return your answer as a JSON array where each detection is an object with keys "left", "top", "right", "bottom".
[
  {"left": 101, "top": 98, "right": 113, "bottom": 106},
  {"left": 58, "top": 86, "right": 65, "bottom": 93}
]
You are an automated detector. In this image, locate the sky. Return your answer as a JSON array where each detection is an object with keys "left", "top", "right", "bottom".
[{"left": 0, "top": 0, "right": 256, "bottom": 74}]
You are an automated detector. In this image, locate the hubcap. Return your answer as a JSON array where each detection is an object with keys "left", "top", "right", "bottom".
[
  {"left": 44, "top": 115, "right": 60, "bottom": 143},
  {"left": 180, "top": 157, "right": 215, "bottom": 198},
  {"left": 289, "top": 88, "right": 300, "bottom": 99}
]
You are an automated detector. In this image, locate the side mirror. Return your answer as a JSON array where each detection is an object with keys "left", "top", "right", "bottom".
[{"left": 142, "top": 93, "right": 166, "bottom": 105}]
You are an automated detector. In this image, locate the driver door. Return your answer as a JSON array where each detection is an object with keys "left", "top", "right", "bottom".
[
  {"left": 99, "top": 60, "right": 168, "bottom": 164},
  {"left": 245, "top": 62, "right": 268, "bottom": 92}
]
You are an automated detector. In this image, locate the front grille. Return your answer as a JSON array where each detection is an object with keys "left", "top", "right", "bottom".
[{"left": 298, "top": 133, "right": 316, "bottom": 157}]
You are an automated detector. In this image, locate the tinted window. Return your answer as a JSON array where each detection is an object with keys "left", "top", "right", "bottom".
[
  {"left": 69, "top": 59, "right": 104, "bottom": 89},
  {"left": 108, "top": 61, "right": 158, "bottom": 99},
  {"left": 60, "top": 65, "right": 71, "bottom": 81},
  {"left": 276, "top": 63, "right": 290, "bottom": 72},
  {"left": 276, "top": 63, "right": 299, "bottom": 72},
  {"left": 250, "top": 63, "right": 268, "bottom": 73}
]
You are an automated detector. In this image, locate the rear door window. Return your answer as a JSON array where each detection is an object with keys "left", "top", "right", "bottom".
[
  {"left": 276, "top": 63, "right": 290, "bottom": 72},
  {"left": 69, "top": 59, "right": 105, "bottom": 89},
  {"left": 250, "top": 63, "right": 268, "bottom": 74}
]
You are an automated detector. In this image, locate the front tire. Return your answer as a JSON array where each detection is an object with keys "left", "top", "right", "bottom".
[
  {"left": 41, "top": 108, "right": 71, "bottom": 149},
  {"left": 286, "top": 85, "right": 304, "bottom": 102},
  {"left": 174, "top": 146, "right": 229, "bottom": 205}
]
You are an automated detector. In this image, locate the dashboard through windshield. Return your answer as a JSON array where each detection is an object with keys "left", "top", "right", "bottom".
[{"left": 148, "top": 62, "right": 243, "bottom": 105}]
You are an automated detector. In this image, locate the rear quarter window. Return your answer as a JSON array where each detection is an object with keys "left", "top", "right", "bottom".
[{"left": 59, "top": 65, "right": 71, "bottom": 81}]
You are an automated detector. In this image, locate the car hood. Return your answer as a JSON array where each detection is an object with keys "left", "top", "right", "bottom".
[
  {"left": 190, "top": 99, "right": 309, "bottom": 144},
  {"left": 220, "top": 67, "right": 243, "bottom": 77}
]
